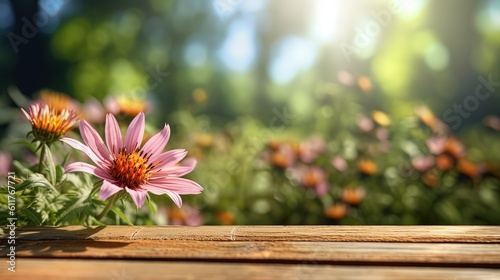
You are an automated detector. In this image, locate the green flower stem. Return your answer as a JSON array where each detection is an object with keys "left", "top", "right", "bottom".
[
  {"left": 97, "top": 192, "right": 120, "bottom": 221},
  {"left": 37, "top": 143, "right": 46, "bottom": 173}
]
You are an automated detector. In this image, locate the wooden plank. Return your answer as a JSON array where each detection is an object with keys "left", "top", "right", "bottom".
[
  {"left": 5, "top": 240, "right": 500, "bottom": 267},
  {"left": 1, "top": 259, "right": 499, "bottom": 280},
  {"left": 9, "top": 226, "right": 500, "bottom": 243}
]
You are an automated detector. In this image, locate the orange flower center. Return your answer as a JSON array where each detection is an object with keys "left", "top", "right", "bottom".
[
  {"left": 109, "top": 148, "right": 155, "bottom": 189},
  {"left": 35, "top": 109, "right": 70, "bottom": 132}
]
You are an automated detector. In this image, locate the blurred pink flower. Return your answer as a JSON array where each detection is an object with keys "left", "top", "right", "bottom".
[
  {"left": 82, "top": 97, "right": 106, "bottom": 123},
  {"left": 296, "top": 166, "right": 329, "bottom": 196},
  {"left": 411, "top": 156, "right": 435, "bottom": 172},
  {"left": 61, "top": 112, "right": 203, "bottom": 208},
  {"left": 331, "top": 156, "right": 348, "bottom": 172},
  {"left": 484, "top": 115, "right": 500, "bottom": 131},
  {"left": 357, "top": 114, "right": 374, "bottom": 132},
  {"left": 299, "top": 136, "right": 326, "bottom": 163},
  {"left": 426, "top": 137, "right": 446, "bottom": 155},
  {"left": 168, "top": 205, "right": 202, "bottom": 226},
  {"left": 271, "top": 143, "right": 296, "bottom": 168},
  {"left": 375, "top": 127, "right": 389, "bottom": 141},
  {"left": 0, "top": 151, "right": 12, "bottom": 175},
  {"left": 337, "top": 70, "right": 355, "bottom": 86}
]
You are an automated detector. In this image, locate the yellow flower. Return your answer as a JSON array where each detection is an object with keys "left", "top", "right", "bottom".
[
  {"left": 371, "top": 110, "right": 391, "bottom": 126},
  {"left": 22, "top": 103, "right": 77, "bottom": 143}
]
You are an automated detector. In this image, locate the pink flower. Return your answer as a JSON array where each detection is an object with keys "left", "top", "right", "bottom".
[
  {"left": 411, "top": 156, "right": 435, "bottom": 172},
  {"left": 295, "top": 166, "right": 329, "bottom": 196},
  {"left": 61, "top": 112, "right": 203, "bottom": 208},
  {"left": 331, "top": 156, "right": 348, "bottom": 172},
  {"left": 299, "top": 136, "right": 326, "bottom": 163},
  {"left": 0, "top": 151, "right": 12, "bottom": 175},
  {"left": 426, "top": 137, "right": 446, "bottom": 155},
  {"left": 357, "top": 114, "right": 374, "bottom": 132}
]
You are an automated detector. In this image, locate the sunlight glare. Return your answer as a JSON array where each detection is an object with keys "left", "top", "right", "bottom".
[{"left": 309, "top": 0, "right": 339, "bottom": 44}]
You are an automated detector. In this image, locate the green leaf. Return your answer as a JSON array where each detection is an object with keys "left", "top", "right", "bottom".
[
  {"left": 55, "top": 192, "right": 95, "bottom": 225},
  {"left": 8, "top": 85, "right": 31, "bottom": 108},
  {"left": 89, "top": 217, "right": 106, "bottom": 226},
  {"left": 16, "top": 173, "right": 59, "bottom": 194},
  {"left": 12, "top": 160, "right": 34, "bottom": 177},
  {"left": 55, "top": 165, "right": 66, "bottom": 185},
  {"left": 20, "top": 207, "right": 44, "bottom": 226},
  {"left": 43, "top": 144, "right": 57, "bottom": 186},
  {"left": 146, "top": 196, "right": 157, "bottom": 215},
  {"left": 110, "top": 207, "right": 134, "bottom": 226}
]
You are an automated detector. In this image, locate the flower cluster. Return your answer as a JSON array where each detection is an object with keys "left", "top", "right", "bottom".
[{"left": 3, "top": 90, "right": 203, "bottom": 226}]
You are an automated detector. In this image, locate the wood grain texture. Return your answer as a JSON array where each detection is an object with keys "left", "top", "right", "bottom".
[
  {"left": 5, "top": 240, "right": 500, "bottom": 267},
  {"left": 2, "top": 226, "right": 499, "bottom": 279},
  {"left": 9, "top": 226, "right": 500, "bottom": 243},
  {"left": 1, "top": 259, "right": 499, "bottom": 280}
]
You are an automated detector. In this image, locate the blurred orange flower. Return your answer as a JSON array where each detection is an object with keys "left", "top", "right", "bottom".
[
  {"left": 358, "top": 159, "right": 377, "bottom": 175},
  {"left": 195, "top": 133, "right": 214, "bottom": 148},
  {"left": 457, "top": 159, "right": 481, "bottom": 180},
  {"left": 341, "top": 187, "right": 365, "bottom": 206},
  {"left": 105, "top": 96, "right": 149, "bottom": 117},
  {"left": 192, "top": 88, "right": 208, "bottom": 104},
  {"left": 270, "top": 143, "right": 296, "bottom": 168},
  {"left": 444, "top": 137, "right": 465, "bottom": 159},
  {"left": 325, "top": 203, "right": 348, "bottom": 220},
  {"left": 436, "top": 154, "right": 454, "bottom": 171},
  {"left": 217, "top": 211, "right": 235, "bottom": 225},
  {"left": 422, "top": 170, "right": 438, "bottom": 188},
  {"left": 39, "top": 89, "right": 80, "bottom": 115},
  {"left": 358, "top": 76, "right": 372, "bottom": 92},
  {"left": 415, "top": 105, "right": 436, "bottom": 128},
  {"left": 299, "top": 166, "right": 328, "bottom": 196}
]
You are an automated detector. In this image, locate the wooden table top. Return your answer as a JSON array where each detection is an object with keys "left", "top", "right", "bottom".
[{"left": 1, "top": 226, "right": 500, "bottom": 279}]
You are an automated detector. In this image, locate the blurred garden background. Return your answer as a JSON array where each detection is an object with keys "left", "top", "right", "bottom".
[{"left": 1, "top": 0, "right": 500, "bottom": 225}]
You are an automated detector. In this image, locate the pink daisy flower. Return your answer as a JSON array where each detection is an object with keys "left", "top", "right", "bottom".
[{"left": 61, "top": 112, "right": 203, "bottom": 208}]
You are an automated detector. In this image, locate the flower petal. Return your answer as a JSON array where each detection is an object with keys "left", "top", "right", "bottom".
[
  {"left": 154, "top": 158, "right": 197, "bottom": 177},
  {"left": 21, "top": 108, "right": 31, "bottom": 122},
  {"left": 146, "top": 177, "right": 203, "bottom": 194},
  {"left": 141, "top": 124, "right": 170, "bottom": 160},
  {"left": 149, "top": 149, "right": 187, "bottom": 171},
  {"left": 98, "top": 180, "right": 123, "bottom": 200},
  {"left": 145, "top": 186, "right": 183, "bottom": 208},
  {"left": 65, "top": 162, "right": 114, "bottom": 181},
  {"left": 124, "top": 112, "right": 145, "bottom": 152},
  {"left": 125, "top": 187, "right": 147, "bottom": 208},
  {"left": 316, "top": 181, "right": 328, "bottom": 196},
  {"left": 60, "top": 137, "right": 105, "bottom": 167},
  {"left": 80, "top": 120, "right": 111, "bottom": 163},
  {"left": 105, "top": 113, "right": 122, "bottom": 156}
]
